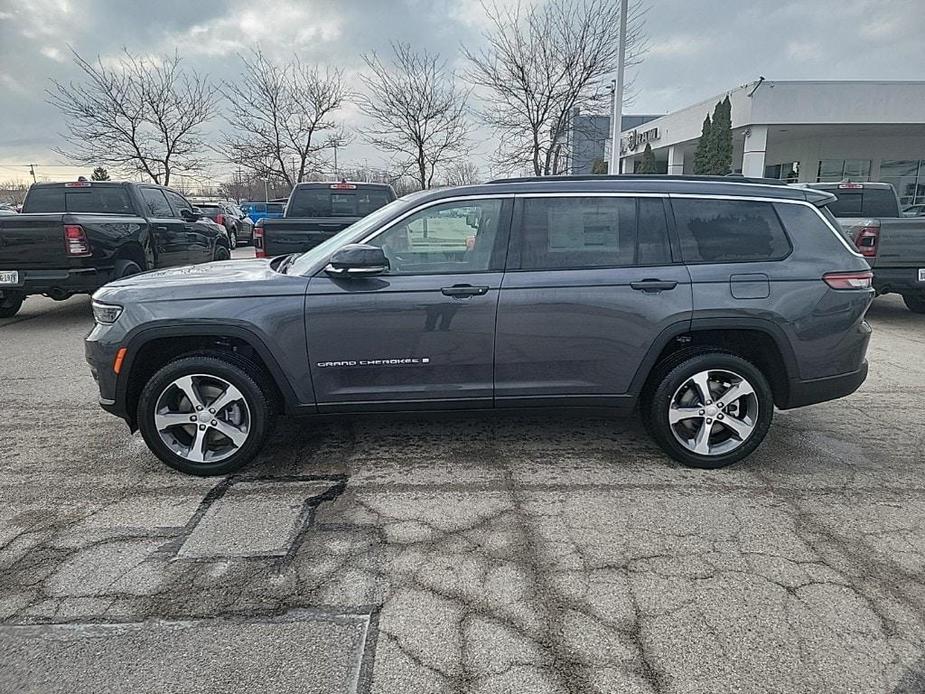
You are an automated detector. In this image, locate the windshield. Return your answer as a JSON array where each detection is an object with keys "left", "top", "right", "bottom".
[{"left": 286, "top": 195, "right": 419, "bottom": 276}]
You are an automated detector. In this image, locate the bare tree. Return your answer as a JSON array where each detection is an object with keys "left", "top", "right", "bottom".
[
  {"left": 357, "top": 43, "right": 470, "bottom": 190},
  {"left": 47, "top": 49, "right": 214, "bottom": 186},
  {"left": 440, "top": 160, "right": 482, "bottom": 187},
  {"left": 222, "top": 50, "right": 345, "bottom": 187},
  {"left": 464, "top": 0, "right": 647, "bottom": 176}
]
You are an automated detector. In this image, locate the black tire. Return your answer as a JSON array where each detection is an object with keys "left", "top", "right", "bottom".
[
  {"left": 137, "top": 355, "right": 271, "bottom": 476},
  {"left": 113, "top": 259, "right": 142, "bottom": 279},
  {"left": 213, "top": 244, "right": 231, "bottom": 262},
  {"left": 0, "top": 293, "right": 24, "bottom": 318},
  {"left": 644, "top": 351, "right": 774, "bottom": 469},
  {"left": 902, "top": 292, "right": 925, "bottom": 314}
]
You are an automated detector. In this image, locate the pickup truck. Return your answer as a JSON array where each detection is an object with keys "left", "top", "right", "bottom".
[
  {"left": 0, "top": 181, "right": 231, "bottom": 318},
  {"left": 805, "top": 182, "right": 925, "bottom": 313},
  {"left": 255, "top": 181, "right": 396, "bottom": 257}
]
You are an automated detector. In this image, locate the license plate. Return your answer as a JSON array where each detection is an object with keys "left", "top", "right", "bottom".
[
  {"left": 0, "top": 270, "right": 19, "bottom": 285},
  {"left": 919, "top": 268, "right": 925, "bottom": 282}
]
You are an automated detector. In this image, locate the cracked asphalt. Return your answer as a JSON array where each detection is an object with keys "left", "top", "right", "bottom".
[{"left": 1, "top": 269, "right": 924, "bottom": 692}]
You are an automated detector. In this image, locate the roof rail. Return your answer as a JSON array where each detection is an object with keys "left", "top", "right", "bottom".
[{"left": 486, "top": 174, "right": 788, "bottom": 186}]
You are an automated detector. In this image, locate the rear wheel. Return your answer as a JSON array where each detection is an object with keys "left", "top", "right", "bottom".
[
  {"left": 902, "top": 292, "right": 925, "bottom": 314},
  {"left": 113, "top": 259, "right": 142, "bottom": 279},
  {"left": 0, "top": 293, "right": 24, "bottom": 318},
  {"left": 645, "top": 352, "right": 773, "bottom": 469},
  {"left": 137, "top": 355, "right": 271, "bottom": 476},
  {"left": 213, "top": 244, "right": 231, "bottom": 262}
]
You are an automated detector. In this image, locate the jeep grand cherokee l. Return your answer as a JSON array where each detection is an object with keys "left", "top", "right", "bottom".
[{"left": 85, "top": 176, "right": 873, "bottom": 475}]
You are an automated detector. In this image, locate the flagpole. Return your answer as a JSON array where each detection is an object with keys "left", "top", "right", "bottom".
[{"left": 609, "top": 0, "right": 629, "bottom": 174}]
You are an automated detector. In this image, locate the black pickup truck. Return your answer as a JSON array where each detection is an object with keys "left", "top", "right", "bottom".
[
  {"left": 255, "top": 181, "right": 396, "bottom": 258},
  {"left": 0, "top": 181, "right": 231, "bottom": 318}
]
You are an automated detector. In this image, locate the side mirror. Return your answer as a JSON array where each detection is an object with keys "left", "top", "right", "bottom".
[
  {"left": 182, "top": 208, "right": 200, "bottom": 221},
  {"left": 325, "top": 244, "right": 389, "bottom": 276}
]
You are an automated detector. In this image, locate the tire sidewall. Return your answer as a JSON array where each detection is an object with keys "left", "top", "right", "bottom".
[
  {"left": 0, "top": 293, "right": 24, "bottom": 318},
  {"left": 213, "top": 244, "right": 231, "bottom": 261},
  {"left": 137, "top": 356, "right": 269, "bottom": 476},
  {"left": 648, "top": 352, "right": 774, "bottom": 469}
]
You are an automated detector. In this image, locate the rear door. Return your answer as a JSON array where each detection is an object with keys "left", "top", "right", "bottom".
[
  {"left": 495, "top": 194, "right": 692, "bottom": 406},
  {"left": 163, "top": 189, "right": 211, "bottom": 263},
  {"left": 139, "top": 187, "right": 187, "bottom": 267},
  {"left": 305, "top": 196, "right": 511, "bottom": 410}
]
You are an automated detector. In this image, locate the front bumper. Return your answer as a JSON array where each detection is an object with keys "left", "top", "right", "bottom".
[
  {"left": 0, "top": 267, "right": 112, "bottom": 298},
  {"left": 780, "top": 361, "right": 868, "bottom": 410},
  {"left": 873, "top": 267, "right": 925, "bottom": 295},
  {"left": 85, "top": 325, "right": 127, "bottom": 421}
]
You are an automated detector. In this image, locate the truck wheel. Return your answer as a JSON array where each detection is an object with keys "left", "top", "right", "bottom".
[
  {"left": 113, "top": 259, "right": 142, "bottom": 279},
  {"left": 645, "top": 352, "right": 773, "bottom": 469},
  {"left": 137, "top": 355, "right": 271, "bottom": 476},
  {"left": 213, "top": 244, "right": 230, "bottom": 262},
  {"left": 902, "top": 293, "right": 925, "bottom": 314},
  {"left": 0, "top": 293, "right": 24, "bottom": 318}
]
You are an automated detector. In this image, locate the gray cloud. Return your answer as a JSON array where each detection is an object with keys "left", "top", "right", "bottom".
[{"left": 1, "top": 0, "right": 923, "bottom": 183}]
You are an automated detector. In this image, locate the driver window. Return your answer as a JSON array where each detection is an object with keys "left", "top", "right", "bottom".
[{"left": 369, "top": 199, "right": 503, "bottom": 274}]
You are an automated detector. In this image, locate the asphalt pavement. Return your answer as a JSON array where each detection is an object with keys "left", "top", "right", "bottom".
[{"left": 1, "top": 260, "right": 924, "bottom": 693}]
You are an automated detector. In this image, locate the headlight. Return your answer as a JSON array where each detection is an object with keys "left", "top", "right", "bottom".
[{"left": 92, "top": 300, "right": 123, "bottom": 324}]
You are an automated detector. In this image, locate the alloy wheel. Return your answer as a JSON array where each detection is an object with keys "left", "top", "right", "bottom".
[
  {"left": 668, "top": 369, "right": 758, "bottom": 457},
  {"left": 153, "top": 374, "right": 251, "bottom": 463}
]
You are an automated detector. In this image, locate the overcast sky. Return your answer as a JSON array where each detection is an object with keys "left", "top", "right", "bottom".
[{"left": 1, "top": 0, "right": 924, "bottom": 184}]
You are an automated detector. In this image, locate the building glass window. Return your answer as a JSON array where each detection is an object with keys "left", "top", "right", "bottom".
[
  {"left": 764, "top": 162, "right": 799, "bottom": 182},
  {"left": 816, "top": 159, "right": 871, "bottom": 183},
  {"left": 880, "top": 160, "right": 925, "bottom": 207}
]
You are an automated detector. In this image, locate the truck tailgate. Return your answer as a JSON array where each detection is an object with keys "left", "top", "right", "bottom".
[
  {"left": 0, "top": 214, "right": 70, "bottom": 268},
  {"left": 837, "top": 217, "right": 925, "bottom": 268},
  {"left": 263, "top": 217, "right": 360, "bottom": 256}
]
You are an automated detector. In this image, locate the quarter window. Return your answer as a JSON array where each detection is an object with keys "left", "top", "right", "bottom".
[
  {"left": 368, "top": 199, "right": 504, "bottom": 274},
  {"left": 672, "top": 199, "right": 790, "bottom": 263}
]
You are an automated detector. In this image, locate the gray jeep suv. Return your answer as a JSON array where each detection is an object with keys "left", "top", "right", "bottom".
[{"left": 85, "top": 176, "right": 874, "bottom": 475}]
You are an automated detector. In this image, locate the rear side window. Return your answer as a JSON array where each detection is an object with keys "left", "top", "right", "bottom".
[
  {"left": 672, "top": 199, "right": 791, "bottom": 263},
  {"left": 287, "top": 187, "right": 392, "bottom": 217},
  {"left": 773, "top": 203, "right": 854, "bottom": 252},
  {"left": 140, "top": 188, "right": 173, "bottom": 217},
  {"left": 24, "top": 186, "right": 133, "bottom": 214},
  {"left": 827, "top": 188, "right": 898, "bottom": 218}
]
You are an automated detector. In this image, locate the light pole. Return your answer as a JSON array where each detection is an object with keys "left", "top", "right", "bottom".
[{"left": 608, "top": 0, "right": 628, "bottom": 175}]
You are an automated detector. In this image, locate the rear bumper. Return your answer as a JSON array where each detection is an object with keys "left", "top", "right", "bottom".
[
  {"left": 873, "top": 267, "right": 925, "bottom": 295},
  {"left": 0, "top": 267, "right": 112, "bottom": 298},
  {"left": 780, "top": 361, "right": 868, "bottom": 410}
]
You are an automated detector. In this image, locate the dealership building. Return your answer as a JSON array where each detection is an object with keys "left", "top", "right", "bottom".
[{"left": 574, "top": 80, "right": 925, "bottom": 207}]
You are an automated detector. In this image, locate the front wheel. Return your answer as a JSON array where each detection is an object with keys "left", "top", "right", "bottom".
[
  {"left": 137, "top": 355, "right": 271, "bottom": 475},
  {"left": 0, "top": 293, "right": 24, "bottom": 318},
  {"left": 902, "top": 292, "right": 925, "bottom": 314},
  {"left": 645, "top": 352, "right": 774, "bottom": 469},
  {"left": 228, "top": 228, "right": 238, "bottom": 249}
]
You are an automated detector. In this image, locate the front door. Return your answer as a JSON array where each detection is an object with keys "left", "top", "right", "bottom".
[
  {"left": 305, "top": 197, "right": 511, "bottom": 411},
  {"left": 163, "top": 189, "right": 211, "bottom": 263},
  {"left": 139, "top": 187, "right": 187, "bottom": 267},
  {"left": 494, "top": 194, "right": 693, "bottom": 406}
]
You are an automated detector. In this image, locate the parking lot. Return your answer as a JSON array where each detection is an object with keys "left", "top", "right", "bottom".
[{"left": 1, "top": 255, "right": 924, "bottom": 692}]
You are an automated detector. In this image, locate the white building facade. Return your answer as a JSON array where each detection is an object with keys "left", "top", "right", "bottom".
[{"left": 619, "top": 80, "right": 925, "bottom": 206}]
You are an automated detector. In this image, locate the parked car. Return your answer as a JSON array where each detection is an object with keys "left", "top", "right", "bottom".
[
  {"left": 804, "top": 182, "right": 925, "bottom": 313},
  {"left": 241, "top": 201, "right": 285, "bottom": 225},
  {"left": 194, "top": 201, "right": 254, "bottom": 248},
  {"left": 0, "top": 181, "right": 231, "bottom": 318},
  {"left": 86, "top": 175, "right": 873, "bottom": 475},
  {"left": 902, "top": 203, "right": 925, "bottom": 218},
  {"left": 255, "top": 181, "right": 396, "bottom": 257}
]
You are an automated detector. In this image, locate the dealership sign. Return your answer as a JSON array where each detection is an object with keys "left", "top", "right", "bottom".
[{"left": 622, "top": 127, "right": 660, "bottom": 153}]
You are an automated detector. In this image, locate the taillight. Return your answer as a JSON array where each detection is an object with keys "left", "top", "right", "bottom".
[
  {"left": 254, "top": 222, "right": 265, "bottom": 258},
  {"left": 823, "top": 270, "right": 873, "bottom": 290},
  {"left": 64, "top": 224, "right": 91, "bottom": 256},
  {"left": 853, "top": 225, "right": 879, "bottom": 258},
  {"left": 214, "top": 213, "right": 225, "bottom": 225}
]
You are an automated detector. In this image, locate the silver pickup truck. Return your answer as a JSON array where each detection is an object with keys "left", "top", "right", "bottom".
[{"left": 805, "top": 182, "right": 925, "bottom": 313}]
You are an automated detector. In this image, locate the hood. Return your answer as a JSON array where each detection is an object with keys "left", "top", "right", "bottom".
[{"left": 93, "top": 258, "right": 309, "bottom": 304}]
